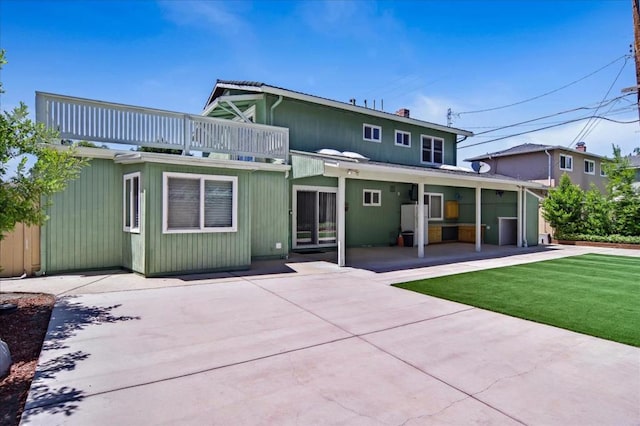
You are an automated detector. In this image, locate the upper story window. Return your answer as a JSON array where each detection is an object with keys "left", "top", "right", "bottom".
[
  {"left": 559, "top": 154, "right": 573, "bottom": 171},
  {"left": 163, "top": 172, "right": 237, "bottom": 234},
  {"left": 584, "top": 159, "right": 595, "bottom": 175},
  {"left": 363, "top": 189, "right": 381, "bottom": 206},
  {"left": 395, "top": 130, "right": 411, "bottom": 147},
  {"left": 421, "top": 135, "right": 444, "bottom": 164},
  {"left": 123, "top": 172, "right": 141, "bottom": 233},
  {"left": 363, "top": 124, "right": 382, "bottom": 143}
]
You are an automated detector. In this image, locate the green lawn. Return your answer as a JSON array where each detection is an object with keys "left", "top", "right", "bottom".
[{"left": 394, "top": 254, "right": 640, "bottom": 347}]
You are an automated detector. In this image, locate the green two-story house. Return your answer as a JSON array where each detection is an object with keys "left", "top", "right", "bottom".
[{"left": 35, "top": 81, "right": 543, "bottom": 276}]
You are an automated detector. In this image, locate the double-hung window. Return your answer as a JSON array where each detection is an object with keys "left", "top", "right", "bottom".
[
  {"left": 395, "top": 130, "right": 411, "bottom": 147},
  {"left": 363, "top": 124, "right": 382, "bottom": 143},
  {"left": 421, "top": 135, "right": 444, "bottom": 164},
  {"left": 559, "top": 154, "right": 573, "bottom": 171},
  {"left": 363, "top": 189, "right": 381, "bottom": 206},
  {"left": 163, "top": 172, "right": 237, "bottom": 233},
  {"left": 425, "top": 193, "right": 443, "bottom": 220},
  {"left": 123, "top": 172, "right": 141, "bottom": 233},
  {"left": 584, "top": 160, "right": 595, "bottom": 175}
]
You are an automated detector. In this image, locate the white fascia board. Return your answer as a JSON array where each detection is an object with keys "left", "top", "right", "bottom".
[
  {"left": 323, "top": 160, "right": 544, "bottom": 190},
  {"left": 211, "top": 83, "right": 473, "bottom": 137},
  {"left": 114, "top": 151, "right": 290, "bottom": 172}
]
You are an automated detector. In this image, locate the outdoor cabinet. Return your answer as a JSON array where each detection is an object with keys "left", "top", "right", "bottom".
[
  {"left": 445, "top": 201, "right": 459, "bottom": 219},
  {"left": 428, "top": 226, "right": 442, "bottom": 244}
]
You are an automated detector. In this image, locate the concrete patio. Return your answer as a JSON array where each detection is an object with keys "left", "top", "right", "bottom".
[{"left": 4, "top": 244, "right": 639, "bottom": 425}]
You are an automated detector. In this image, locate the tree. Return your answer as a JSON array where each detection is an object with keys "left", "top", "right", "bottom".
[
  {"left": 581, "top": 185, "right": 611, "bottom": 236},
  {"left": 0, "top": 50, "right": 87, "bottom": 240},
  {"left": 541, "top": 173, "right": 584, "bottom": 237},
  {"left": 602, "top": 144, "right": 640, "bottom": 236}
]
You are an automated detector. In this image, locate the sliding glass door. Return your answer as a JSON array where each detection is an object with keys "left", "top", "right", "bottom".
[{"left": 293, "top": 186, "right": 337, "bottom": 248}]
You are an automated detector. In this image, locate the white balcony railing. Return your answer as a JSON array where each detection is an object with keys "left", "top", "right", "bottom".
[{"left": 35, "top": 92, "right": 289, "bottom": 162}]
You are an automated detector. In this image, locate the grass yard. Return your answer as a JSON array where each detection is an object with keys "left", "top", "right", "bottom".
[{"left": 394, "top": 254, "right": 640, "bottom": 347}]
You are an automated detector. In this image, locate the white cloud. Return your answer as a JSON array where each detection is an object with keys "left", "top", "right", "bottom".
[
  {"left": 407, "top": 94, "right": 455, "bottom": 126},
  {"left": 159, "top": 1, "right": 251, "bottom": 37}
]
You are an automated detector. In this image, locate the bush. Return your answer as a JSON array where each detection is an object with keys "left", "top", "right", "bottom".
[{"left": 557, "top": 233, "right": 640, "bottom": 245}]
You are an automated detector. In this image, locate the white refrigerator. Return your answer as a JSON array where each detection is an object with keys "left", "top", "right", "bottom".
[{"left": 400, "top": 204, "right": 428, "bottom": 246}]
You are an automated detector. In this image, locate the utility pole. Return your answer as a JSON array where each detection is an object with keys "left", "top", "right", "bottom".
[
  {"left": 633, "top": 0, "right": 640, "bottom": 121},
  {"left": 446, "top": 108, "right": 452, "bottom": 127}
]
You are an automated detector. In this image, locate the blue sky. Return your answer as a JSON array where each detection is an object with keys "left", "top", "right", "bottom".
[{"left": 1, "top": 0, "right": 638, "bottom": 164}]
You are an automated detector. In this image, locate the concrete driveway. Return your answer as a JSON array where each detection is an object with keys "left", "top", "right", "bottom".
[{"left": 11, "top": 245, "right": 640, "bottom": 425}]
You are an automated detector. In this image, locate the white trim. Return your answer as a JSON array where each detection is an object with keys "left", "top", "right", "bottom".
[
  {"left": 123, "top": 172, "right": 141, "bottom": 233},
  {"left": 420, "top": 134, "right": 445, "bottom": 165},
  {"left": 559, "top": 154, "right": 573, "bottom": 171},
  {"left": 210, "top": 83, "right": 473, "bottom": 137},
  {"left": 424, "top": 192, "right": 444, "bottom": 221},
  {"left": 162, "top": 172, "right": 238, "bottom": 234},
  {"left": 363, "top": 123, "right": 382, "bottom": 143},
  {"left": 394, "top": 130, "right": 411, "bottom": 147},
  {"left": 291, "top": 185, "right": 339, "bottom": 249},
  {"left": 362, "top": 189, "right": 382, "bottom": 206},
  {"left": 584, "top": 159, "right": 595, "bottom": 175}
]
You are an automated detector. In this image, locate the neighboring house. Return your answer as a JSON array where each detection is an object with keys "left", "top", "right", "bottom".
[
  {"left": 34, "top": 82, "right": 542, "bottom": 276},
  {"left": 464, "top": 142, "right": 609, "bottom": 192},
  {"left": 465, "top": 142, "right": 609, "bottom": 237}
]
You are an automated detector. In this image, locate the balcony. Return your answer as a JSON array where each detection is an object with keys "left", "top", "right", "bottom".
[{"left": 35, "top": 92, "right": 289, "bottom": 162}]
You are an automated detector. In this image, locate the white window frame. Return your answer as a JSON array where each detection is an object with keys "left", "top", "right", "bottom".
[
  {"left": 394, "top": 130, "right": 411, "bottom": 147},
  {"left": 123, "top": 172, "right": 141, "bottom": 233},
  {"left": 559, "top": 154, "right": 573, "bottom": 171},
  {"left": 420, "top": 135, "right": 444, "bottom": 165},
  {"left": 584, "top": 159, "right": 595, "bottom": 175},
  {"left": 162, "top": 172, "right": 238, "bottom": 234},
  {"left": 363, "top": 123, "right": 382, "bottom": 143},
  {"left": 424, "top": 192, "right": 444, "bottom": 221},
  {"left": 362, "top": 189, "right": 381, "bottom": 206}
]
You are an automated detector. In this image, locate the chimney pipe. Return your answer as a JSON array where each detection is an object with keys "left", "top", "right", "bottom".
[
  {"left": 575, "top": 141, "right": 587, "bottom": 152},
  {"left": 396, "top": 108, "right": 410, "bottom": 118}
]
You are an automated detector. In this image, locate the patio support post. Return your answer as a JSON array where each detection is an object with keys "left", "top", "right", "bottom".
[
  {"left": 417, "top": 182, "right": 425, "bottom": 258},
  {"left": 337, "top": 176, "right": 346, "bottom": 267},
  {"left": 475, "top": 186, "right": 481, "bottom": 252},
  {"left": 517, "top": 187, "right": 523, "bottom": 247}
]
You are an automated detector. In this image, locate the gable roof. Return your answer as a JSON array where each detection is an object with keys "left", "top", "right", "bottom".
[
  {"left": 204, "top": 80, "right": 473, "bottom": 138},
  {"left": 464, "top": 143, "right": 607, "bottom": 162}
]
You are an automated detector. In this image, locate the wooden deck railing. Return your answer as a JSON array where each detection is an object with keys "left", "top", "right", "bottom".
[{"left": 35, "top": 92, "right": 289, "bottom": 161}]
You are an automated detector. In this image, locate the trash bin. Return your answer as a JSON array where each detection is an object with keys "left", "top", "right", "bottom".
[{"left": 401, "top": 231, "right": 414, "bottom": 247}]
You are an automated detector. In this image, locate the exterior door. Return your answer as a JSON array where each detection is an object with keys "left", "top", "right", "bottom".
[{"left": 293, "top": 186, "right": 337, "bottom": 248}]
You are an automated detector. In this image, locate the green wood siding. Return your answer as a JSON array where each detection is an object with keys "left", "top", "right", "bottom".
[
  {"left": 268, "top": 95, "right": 457, "bottom": 167},
  {"left": 346, "top": 181, "right": 412, "bottom": 247},
  {"left": 526, "top": 192, "right": 540, "bottom": 246},
  {"left": 121, "top": 164, "right": 146, "bottom": 274},
  {"left": 44, "top": 159, "right": 123, "bottom": 273},
  {"left": 250, "top": 171, "right": 289, "bottom": 258},
  {"left": 144, "top": 163, "right": 251, "bottom": 276},
  {"left": 481, "top": 189, "right": 518, "bottom": 245}
]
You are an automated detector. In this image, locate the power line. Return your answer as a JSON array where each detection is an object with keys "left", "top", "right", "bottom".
[
  {"left": 568, "top": 55, "right": 629, "bottom": 146},
  {"left": 456, "top": 54, "right": 630, "bottom": 116},
  {"left": 458, "top": 115, "right": 640, "bottom": 150}
]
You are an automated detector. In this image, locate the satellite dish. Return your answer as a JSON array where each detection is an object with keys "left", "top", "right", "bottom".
[{"left": 471, "top": 161, "right": 491, "bottom": 174}]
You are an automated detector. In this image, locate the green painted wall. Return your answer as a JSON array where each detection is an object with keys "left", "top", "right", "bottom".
[
  {"left": 345, "top": 181, "right": 412, "bottom": 247},
  {"left": 144, "top": 163, "right": 252, "bottom": 276},
  {"left": 44, "top": 159, "right": 123, "bottom": 273},
  {"left": 250, "top": 171, "right": 289, "bottom": 259},
  {"left": 481, "top": 189, "right": 518, "bottom": 245},
  {"left": 526, "top": 192, "right": 540, "bottom": 246},
  {"left": 121, "top": 164, "right": 146, "bottom": 274},
  {"left": 267, "top": 95, "right": 458, "bottom": 167}
]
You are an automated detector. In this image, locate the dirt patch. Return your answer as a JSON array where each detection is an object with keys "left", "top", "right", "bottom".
[{"left": 0, "top": 293, "right": 55, "bottom": 426}]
